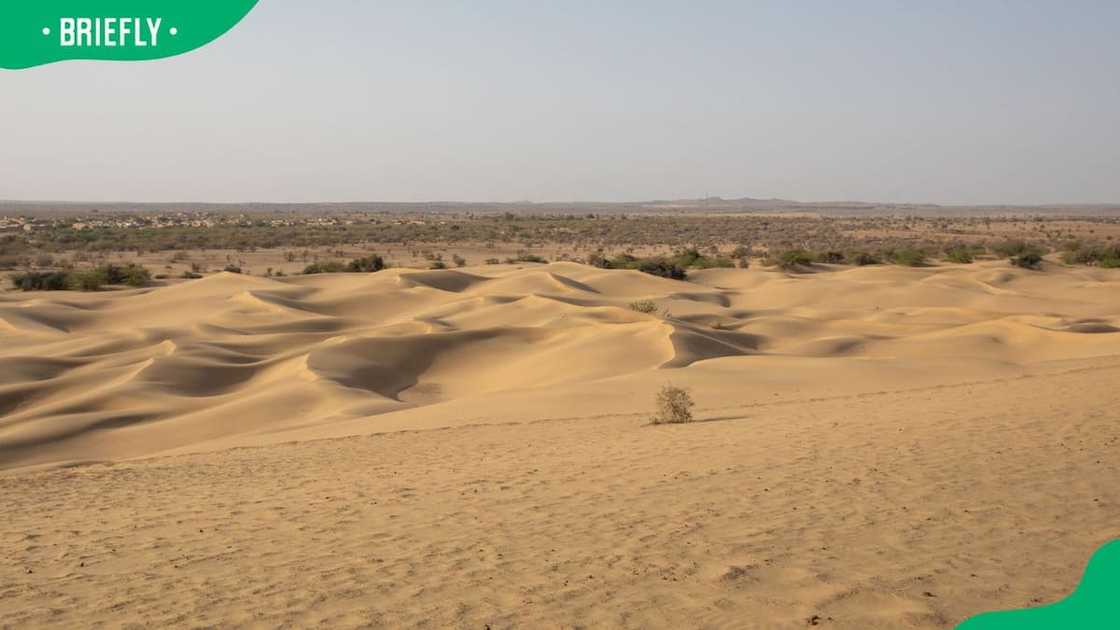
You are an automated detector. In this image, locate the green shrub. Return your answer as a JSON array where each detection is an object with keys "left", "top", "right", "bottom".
[
  {"left": 1060, "top": 242, "right": 1120, "bottom": 267},
  {"left": 15, "top": 263, "right": 153, "bottom": 291},
  {"left": 107, "top": 263, "right": 152, "bottom": 287},
  {"left": 66, "top": 269, "right": 107, "bottom": 291},
  {"left": 346, "top": 254, "right": 385, "bottom": 273},
  {"left": 890, "top": 247, "right": 927, "bottom": 267},
  {"left": 817, "top": 251, "right": 846, "bottom": 264},
  {"left": 770, "top": 249, "right": 814, "bottom": 269},
  {"left": 637, "top": 259, "right": 687, "bottom": 280},
  {"left": 991, "top": 240, "right": 1044, "bottom": 258},
  {"left": 11, "top": 271, "right": 69, "bottom": 291},
  {"left": 850, "top": 251, "right": 881, "bottom": 266},
  {"left": 1011, "top": 252, "right": 1043, "bottom": 269},
  {"left": 629, "top": 299, "right": 658, "bottom": 314},
  {"left": 223, "top": 264, "right": 243, "bottom": 274},
  {"left": 945, "top": 247, "right": 974, "bottom": 264},
  {"left": 302, "top": 261, "right": 341, "bottom": 274}
]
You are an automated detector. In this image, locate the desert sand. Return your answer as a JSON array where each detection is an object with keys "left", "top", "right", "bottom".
[{"left": 2, "top": 261, "right": 1119, "bottom": 628}]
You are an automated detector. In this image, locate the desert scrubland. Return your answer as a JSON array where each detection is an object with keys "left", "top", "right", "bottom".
[{"left": 2, "top": 210, "right": 1119, "bottom": 628}]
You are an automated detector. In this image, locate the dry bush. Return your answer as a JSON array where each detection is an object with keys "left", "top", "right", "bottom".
[
  {"left": 651, "top": 384, "right": 695, "bottom": 424},
  {"left": 629, "top": 299, "right": 658, "bottom": 314}
]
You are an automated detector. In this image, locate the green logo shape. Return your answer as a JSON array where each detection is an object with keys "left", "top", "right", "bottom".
[
  {"left": 0, "top": 1, "right": 259, "bottom": 69},
  {"left": 958, "top": 539, "right": 1120, "bottom": 629}
]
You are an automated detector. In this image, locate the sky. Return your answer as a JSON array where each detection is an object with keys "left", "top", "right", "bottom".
[{"left": 1, "top": 1, "right": 1118, "bottom": 205}]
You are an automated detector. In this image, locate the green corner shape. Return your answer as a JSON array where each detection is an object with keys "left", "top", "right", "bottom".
[
  {"left": 957, "top": 539, "right": 1120, "bottom": 629},
  {"left": 1, "top": 1, "right": 259, "bottom": 70}
]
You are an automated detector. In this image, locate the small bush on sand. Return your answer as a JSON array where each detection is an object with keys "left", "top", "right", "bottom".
[
  {"left": 992, "top": 240, "right": 1044, "bottom": 259},
  {"left": 651, "top": 384, "right": 695, "bottom": 424},
  {"left": 889, "top": 247, "right": 927, "bottom": 267},
  {"left": 11, "top": 271, "right": 69, "bottom": 291},
  {"left": 1011, "top": 252, "right": 1043, "bottom": 270},
  {"left": 303, "top": 255, "right": 385, "bottom": 275},
  {"left": 302, "top": 261, "right": 345, "bottom": 274},
  {"left": 944, "top": 247, "right": 974, "bottom": 264},
  {"left": 109, "top": 264, "right": 152, "bottom": 287},
  {"left": 770, "top": 249, "right": 814, "bottom": 270},
  {"left": 1060, "top": 242, "right": 1120, "bottom": 267},
  {"left": 66, "top": 268, "right": 107, "bottom": 291},
  {"left": 629, "top": 299, "right": 657, "bottom": 314},
  {"left": 346, "top": 254, "right": 385, "bottom": 273},
  {"left": 638, "top": 259, "right": 687, "bottom": 280},
  {"left": 850, "top": 251, "right": 882, "bottom": 266}
]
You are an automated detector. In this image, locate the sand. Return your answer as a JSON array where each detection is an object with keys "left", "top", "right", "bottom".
[{"left": 1, "top": 260, "right": 1118, "bottom": 628}]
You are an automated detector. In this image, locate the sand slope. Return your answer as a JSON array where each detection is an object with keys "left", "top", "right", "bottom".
[{"left": 2, "top": 261, "right": 1119, "bottom": 628}]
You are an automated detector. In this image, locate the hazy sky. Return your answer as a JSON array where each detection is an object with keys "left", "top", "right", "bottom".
[{"left": 2, "top": 1, "right": 1118, "bottom": 204}]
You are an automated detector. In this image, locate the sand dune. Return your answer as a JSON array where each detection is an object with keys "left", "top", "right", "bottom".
[
  {"left": 2, "top": 261, "right": 1119, "bottom": 628},
  {"left": 3, "top": 260, "right": 1120, "bottom": 469}
]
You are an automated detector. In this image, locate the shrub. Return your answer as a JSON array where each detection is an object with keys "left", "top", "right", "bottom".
[
  {"left": 665, "top": 248, "right": 724, "bottom": 269},
  {"left": 13, "top": 264, "right": 152, "bottom": 291},
  {"left": 66, "top": 269, "right": 107, "bottom": 291},
  {"left": 346, "top": 254, "right": 385, "bottom": 273},
  {"left": 890, "top": 247, "right": 926, "bottom": 267},
  {"left": 850, "top": 251, "right": 881, "bottom": 266},
  {"left": 181, "top": 271, "right": 203, "bottom": 279},
  {"left": 101, "top": 263, "right": 151, "bottom": 287},
  {"left": 430, "top": 260, "right": 448, "bottom": 269},
  {"left": 302, "top": 261, "right": 345, "bottom": 274},
  {"left": 817, "top": 251, "right": 846, "bottom": 264},
  {"left": 1011, "top": 252, "right": 1043, "bottom": 269},
  {"left": 223, "top": 264, "right": 243, "bottom": 274},
  {"left": 452, "top": 254, "right": 467, "bottom": 267},
  {"left": 637, "top": 259, "right": 687, "bottom": 280},
  {"left": 771, "top": 249, "right": 814, "bottom": 269},
  {"left": 692, "top": 255, "right": 735, "bottom": 269},
  {"left": 629, "top": 299, "right": 658, "bottom": 314},
  {"left": 11, "top": 271, "right": 68, "bottom": 291},
  {"left": 944, "top": 247, "right": 974, "bottom": 264},
  {"left": 1060, "top": 242, "right": 1120, "bottom": 267},
  {"left": 484, "top": 258, "right": 500, "bottom": 265},
  {"left": 992, "top": 240, "right": 1044, "bottom": 258},
  {"left": 651, "top": 384, "right": 695, "bottom": 424}
]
